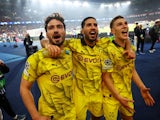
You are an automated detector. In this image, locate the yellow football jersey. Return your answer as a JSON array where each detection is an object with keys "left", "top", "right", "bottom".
[
  {"left": 102, "top": 41, "right": 135, "bottom": 96},
  {"left": 65, "top": 37, "right": 110, "bottom": 95},
  {"left": 22, "top": 48, "right": 76, "bottom": 119}
]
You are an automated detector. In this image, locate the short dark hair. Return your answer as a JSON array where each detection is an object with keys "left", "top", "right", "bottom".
[
  {"left": 81, "top": 17, "right": 96, "bottom": 28},
  {"left": 110, "top": 15, "right": 124, "bottom": 29},
  {"left": 44, "top": 13, "right": 66, "bottom": 32}
]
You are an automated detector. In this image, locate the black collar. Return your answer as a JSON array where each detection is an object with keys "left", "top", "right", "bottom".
[
  {"left": 112, "top": 40, "right": 126, "bottom": 49},
  {"left": 81, "top": 38, "right": 95, "bottom": 48},
  {"left": 81, "top": 38, "right": 87, "bottom": 46}
]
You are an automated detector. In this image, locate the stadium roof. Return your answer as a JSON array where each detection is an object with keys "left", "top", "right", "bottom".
[{"left": 0, "top": 0, "right": 159, "bottom": 23}]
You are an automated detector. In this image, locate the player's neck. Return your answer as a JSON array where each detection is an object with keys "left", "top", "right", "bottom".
[
  {"left": 114, "top": 39, "right": 126, "bottom": 48},
  {"left": 85, "top": 39, "right": 96, "bottom": 48}
]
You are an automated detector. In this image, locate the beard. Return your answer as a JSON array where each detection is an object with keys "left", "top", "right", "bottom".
[
  {"left": 84, "top": 34, "right": 97, "bottom": 43},
  {"left": 53, "top": 40, "right": 64, "bottom": 47},
  {"left": 49, "top": 35, "right": 65, "bottom": 47}
]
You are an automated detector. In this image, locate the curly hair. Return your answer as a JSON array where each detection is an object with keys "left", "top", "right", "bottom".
[{"left": 44, "top": 13, "right": 66, "bottom": 32}]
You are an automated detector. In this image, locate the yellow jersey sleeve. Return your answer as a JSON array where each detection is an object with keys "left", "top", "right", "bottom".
[{"left": 22, "top": 49, "right": 44, "bottom": 82}]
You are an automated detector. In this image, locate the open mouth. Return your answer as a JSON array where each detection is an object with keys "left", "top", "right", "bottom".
[
  {"left": 90, "top": 31, "right": 96, "bottom": 35},
  {"left": 53, "top": 35, "right": 61, "bottom": 39},
  {"left": 122, "top": 31, "right": 128, "bottom": 36},
  {"left": 51, "top": 34, "right": 61, "bottom": 41},
  {"left": 89, "top": 31, "right": 97, "bottom": 38}
]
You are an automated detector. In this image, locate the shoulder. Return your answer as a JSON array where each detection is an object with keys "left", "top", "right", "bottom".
[
  {"left": 96, "top": 37, "right": 111, "bottom": 49},
  {"left": 68, "top": 38, "right": 81, "bottom": 43},
  {"left": 99, "top": 37, "right": 110, "bottom": 42},
  {"left": 65, "top": 38, "right": 82, "bottom": 48},
  {"left": 97, "top": 37, "right": 110, "bottom": 44},
  {"left": 27, "top": 48, "right": 45, "bottom": 62}
]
